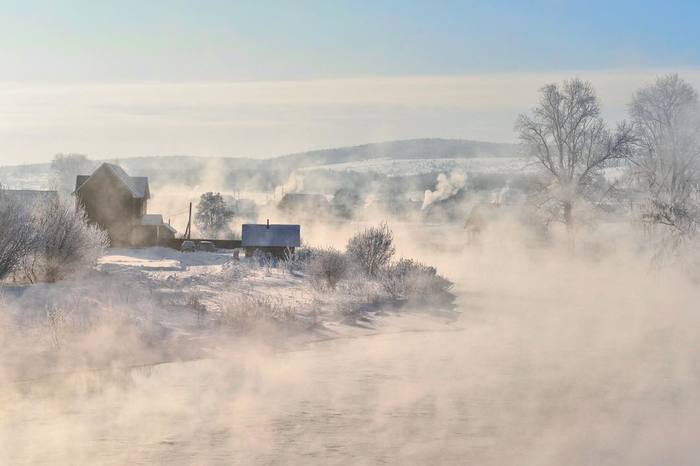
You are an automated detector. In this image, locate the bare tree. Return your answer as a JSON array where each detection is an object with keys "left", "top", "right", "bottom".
[
  {"left": 346, "top": 222, "right": 395, "bottom": 276},
  {"left": 0, "top": 189, "right": 33, "bottom": 280},
  {"left": 516, "top": 78, "right": 633, "bottom": 228},
  {"left": 50, "top": 153, "right": 93, "bottom": 193},
  {"left": 629, "top": 74, "right": 700, "bottom": 243}
]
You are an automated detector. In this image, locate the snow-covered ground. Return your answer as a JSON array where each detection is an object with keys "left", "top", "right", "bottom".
[
  {"left": 0, "top": 246, "right": 457, "bottom": 384},
  {"left": 97, "top": 247, "right": 455, "bottom": 334}
]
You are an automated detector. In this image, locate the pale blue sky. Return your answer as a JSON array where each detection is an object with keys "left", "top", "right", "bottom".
[
  {"left": 1, "top": 0, "right": 698, "bottom": 81},
  {"left": 0, "top": 1, "right": 699, "bottom": 163}
]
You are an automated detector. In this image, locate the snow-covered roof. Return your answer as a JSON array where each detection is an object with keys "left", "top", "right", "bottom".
[
  {"left": 141, "top": 214, "right": 164, "bottom": 226},
  {"left": 242, "top": 224, "right": 301, "bottom": 248},
  {"left": 129, "top": 177, "right": 149, "bottom": 199},
  {"left": 75, "top": 163, "right": 150, "bottom": 199},
  {"left": 141, "top": 214, "right": 177, "bottom": 233}
]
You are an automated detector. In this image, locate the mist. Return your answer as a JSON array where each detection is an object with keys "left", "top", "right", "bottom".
[{"left": 2, "top": 204, "right": 700, "bottom": 465}]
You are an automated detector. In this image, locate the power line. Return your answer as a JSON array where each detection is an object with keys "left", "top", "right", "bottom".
[{"left": 161, "top": 208, "right": 190, "bottom": 218}]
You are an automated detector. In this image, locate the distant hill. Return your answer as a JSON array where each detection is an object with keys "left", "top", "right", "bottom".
[
  {"left": 271, "top": 138, "right": 516, "bottom": 170},
  {"left": 0, "top": 138, "right": 518, "bottom": 190}
]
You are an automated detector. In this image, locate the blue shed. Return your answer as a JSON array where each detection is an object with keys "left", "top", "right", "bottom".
[{"left": 241, "top": 223, "right": 301, "bottom": 258}]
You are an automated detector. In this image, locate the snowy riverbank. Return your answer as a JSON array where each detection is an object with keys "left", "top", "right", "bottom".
[{"left": 0, "top": 246, "right": 458, "bottom": 383}]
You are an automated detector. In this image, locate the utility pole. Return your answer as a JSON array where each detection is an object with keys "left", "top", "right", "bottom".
[{"left": 184, "top": 202, "right": 192, "bottom": 239}]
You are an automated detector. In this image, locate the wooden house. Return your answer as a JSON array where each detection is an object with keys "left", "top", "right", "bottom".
[{"left": 75, "top": 163, "right": 174, "bottom": 246}]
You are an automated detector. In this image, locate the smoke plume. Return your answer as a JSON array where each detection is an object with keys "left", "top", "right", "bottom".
[{"left": 422, "top": 170, "right": 467, "bottom": 209}]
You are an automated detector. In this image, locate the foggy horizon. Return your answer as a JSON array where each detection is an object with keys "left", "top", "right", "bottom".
[{"left": 4, "top": 68, "right": 700, "bottom": 164}]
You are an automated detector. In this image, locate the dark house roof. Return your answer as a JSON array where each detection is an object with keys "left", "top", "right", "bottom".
[
  {"left": 277, "top": 193, "right": 329, "bottom": 215},
  {"left": 75, "top": 163, "right": 150, "bottom": 199},
  {"left": 75, "top": 175, "right": 89, "bottom": 193},
  {"left": 242, "top": 224, "right": 301, "bottom": 248},
  {"left": 278, "top": 193, "right": 328, "bottom": 205}
]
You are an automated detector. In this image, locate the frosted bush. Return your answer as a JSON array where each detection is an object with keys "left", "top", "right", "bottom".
[
  {"left": 346, "top": 222, "right": 395, "bottom": 277},
  {"left": 306, "top": 248, "right": 350, "bottom": 290},
  {"left": 30, "top": 198, "right": 109, "bottom": 282},
  {"left": 381, "top": 258, "right": 454, "bottom": 301}
]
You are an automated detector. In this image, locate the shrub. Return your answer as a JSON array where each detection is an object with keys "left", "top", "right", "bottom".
[
  {"left": 293, "top": 247, "right": 321, "bottom": 267},
  {"left": 216, "top": 294, "right": 307, "bottom": 333},
  {"left": 0, "top": 190, "right": 34, "bottom": 280},
  {"left": 286, "top": 246, "right": 325, "bottom": 275},
  {"left": 381, "top": 258, "right": 454, "bottom": 301},
  {"left": 31, "top": 199, "right": 109, "bottom": 282},
  {"left": 282, "top": 246, "right": 314, "bottom": 275},
  {"left": 306, "top": 248, "right": 350, "bottom": 289},
  {"left": 346, "top": 222, "right": 395, "bottom": 276}
]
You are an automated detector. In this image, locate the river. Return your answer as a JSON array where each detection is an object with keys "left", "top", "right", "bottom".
[{"left": 3, "top": 294, "right": 699, "bottom": 466}]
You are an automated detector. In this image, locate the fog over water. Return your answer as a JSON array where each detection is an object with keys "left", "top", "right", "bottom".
[{"left": 2, "top": 219, "right": 700, "bottom": 465}]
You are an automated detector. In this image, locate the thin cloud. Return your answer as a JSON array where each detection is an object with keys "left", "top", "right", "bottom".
[{"left": 1, "top": 68, "right": 700, "bottom": 163}]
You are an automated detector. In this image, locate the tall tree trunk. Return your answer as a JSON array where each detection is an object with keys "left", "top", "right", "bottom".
[
  {"left": 562, "top": 201, "right": 572, "bottom": 227},
  {"left": 563, "top": 200, "right": 576, "bottom": 252}
]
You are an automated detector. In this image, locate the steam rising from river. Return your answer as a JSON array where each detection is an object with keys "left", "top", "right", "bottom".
[{"left": 2, "top": 211, "right": 700, "bottom": 465}]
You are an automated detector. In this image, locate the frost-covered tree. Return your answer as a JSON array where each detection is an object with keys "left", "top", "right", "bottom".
[
  {"left": 629, "top": 74, "right": 700, "bottom": 243},
  {"left": 30, "top": 198, "right": 109, "bottom": 283},
  {"left": 195, "top": 192, "right": 234, "bottom": 237},
  {"left": 346, "top": 222, "right": 395, "bottom": 277},
  {"left": 516, "top": 78, "right": 633, "bottom": 228},
  {"left": 0, "top": 189, "right": 33, "bottom": 280},
  {"left": 0, "top": 190, "right": 107, "bottom": 283},
  {"left": 50, "top": 153, "right": 93, "bottom": 193}
]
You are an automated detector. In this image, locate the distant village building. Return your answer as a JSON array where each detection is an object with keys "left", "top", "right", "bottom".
[
  {"left": 241, "top": 222, "right": 300, "bottom": 258},
  {"left": 277, "top": 193, "right": 329, "bottom": 216},
  {"left": 222, "top": 195, "right": 258, "bottom": 222},
  {"left": 369, "top": 196, "right": 421, "bottom": 220},
  {"left": 74, "top": 162, "right": 176, "bottom": 246}
]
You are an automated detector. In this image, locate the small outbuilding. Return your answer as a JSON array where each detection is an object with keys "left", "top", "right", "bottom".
[
  {"left": 241, "top": 222, "right": 300, "bottom": 258},
  {"left": 130, "top": 214, "right": 178, "bottom": 247}
]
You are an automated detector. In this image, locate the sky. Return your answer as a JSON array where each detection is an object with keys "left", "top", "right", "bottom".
[{"left": 1, "top": 0, "right": 699, "bottom": 164}]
